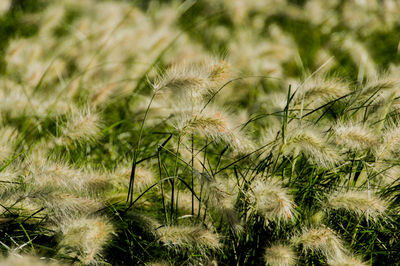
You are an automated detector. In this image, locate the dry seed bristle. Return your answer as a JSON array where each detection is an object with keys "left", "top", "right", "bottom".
[
  {"left": 334, "top": 123, "right": 378, "bottom": 150},
  {"left": 293, "top": 77, "right": 350, "bottom": 108},
  {"left": 361, "top": 76, "right": 398, "bottom": 96},
  {"left": 249, "top": 179, "right": 295, "bottom": 222},
  {"left": 42, "top": 192, "right": 103, "bottom": 221},
  {"left": 327, "top": 255, "right": 367, "bottom": 266},
  {"left": 264, "top": 244, "right": 297, "bottom": 266},
  {"left": 62, "top": 109, "right": 101, "bottom": 142},
  {"left": 293, "top": 226, "right": 346, "bottom": 260},
  {"left": 375, "top": 124, "right": 400, "bottom": 159},
  {"left": 285, "top": 126, "right": 341, "bottom": 168},
  {"left": 326, "top": 190, "right": 388, "bottom": 220},
  {"left": 157, "top": 226, "right": 219, "bottom": 250},
  {"left": 58, "top": 216, "right": 114, "bottom": 264},
  {"left": 175, "top": 106, "right": 254, "bottom": 154}
]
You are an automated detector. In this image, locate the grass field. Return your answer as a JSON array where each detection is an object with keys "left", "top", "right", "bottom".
[{"left": 1, "top": 0, "right": 400, "bottom": 265}]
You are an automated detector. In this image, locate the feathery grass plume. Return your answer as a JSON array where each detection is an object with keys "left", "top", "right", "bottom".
[
  {"left": 248, "top": 178, "right": 294, "bottom": 223},
  {"left": 61, "top": 108, "right": 101, "bottom": 142},
  {"left": 292, "top": 225, "right": 346, "bottom": 259},
  {"left": 196, "top": 177, "right": 243, "bottom": 232},
  {"left": 152, "top": 59, "right": 230, "bottom": 99},
  {"left": 41, "top": 192, "right": 103, "bottom": 222},
  {"left": 0, "top": 197, "right": 43, "bottom": 220},
  {"left": 284, "top": 125, "right": 341, "bottom": 169},
  {"left": 326, "top": 190, "right": 388, "bottom": 220},
  {"left": 175, "top": 104, "right": 254, "bottom": 154},
  {"left": 209, "top": 178, "right": 243, "bottom": 233},
  {"left": 264, "top": 244, "right": 297, "bottom": 266},
  {"left": 0, "top": 126, "right": 18, "bottom": 162},
  {"left": 26, "top": 160, "right": 87, "bottom": 192},
  {"left": 25, "top": 159, "right": 112, "bottom": 195},
  {"left": 375, "top": 123, "right": 400, "bottom": 160},
  {"left": 333, "top": 123, "right": 378, "bottom": 150},
  {"left": 307, "top": 210, "right": 326, "bottom": 227},
  {"left": 0, "top": 253, "right": 62, "bottom": 266},
  {"left": 357, "top": 76, "right": 399, "bottom": 122},
  {"left": 157, "top": 226, "right": 219, "bottom": 251},
  {"left": 327, "top": 254, "right": 367, "bottom": 266},
  {"left": 0, "top": 169, "right": 102, "bottom": 222},
  {"left": 58, "top": 216, "right": 114, "bottom": 264},
  {"left": 292, "top": 76, "right": 350, "bottom": 109},
  {"left": 372, "top": 162, "right": 400, "bottom": 185},
  {"left": 83, "top": 170, "right": 113, "bottom": 193},
  {"left": 0, "top": 166, "right": 29, "bottom": 203},
  {"left": 360, "top": 75, "right": 398, "bottom": 97},
  {"left": 263, "top": 91, "right": 288, "bottom": 111},
  {"left": 0, "top": 167, "right": 21, "bottom": 196},
  {"left": 124, "top": 211, "right": 161, "bottom": 238}
]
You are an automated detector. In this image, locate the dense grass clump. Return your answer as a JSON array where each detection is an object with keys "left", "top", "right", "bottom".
[{"left": 1, "top": 0, "right": 400, "bottom": 265}]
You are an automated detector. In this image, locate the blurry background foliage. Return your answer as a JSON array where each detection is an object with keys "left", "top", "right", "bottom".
[{"left": 1, "top": 0, "right": 399, "bottom": 77}]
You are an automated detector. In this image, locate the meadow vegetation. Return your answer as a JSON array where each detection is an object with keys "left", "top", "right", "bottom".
[{"left": 0, "top": 0, "right": 400, "bottom": 265}]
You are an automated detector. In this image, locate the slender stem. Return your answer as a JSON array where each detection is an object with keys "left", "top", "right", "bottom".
[
  {"left": 198, "top": 138, "right": 208, "bottom": 219},
  {"left": 127, "top": 93, "right": 156, "bottom": 204},
  {"left": 171, "top": 135, "right": 181, "bottom": 222},
  {"left": 157, "top": 148, "right": 168, "bottom": 224},
  {"left": 191, "top": 133, "right": 194, "bottom": 217}
]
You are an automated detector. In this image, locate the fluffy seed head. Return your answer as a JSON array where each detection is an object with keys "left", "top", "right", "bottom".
[
  {"left": 293, "top": 77, "right": 350, "bottom": 108},
  {"left": 62, "top": 108, "right": 101, "bottom": 142},
  {"left": 248, "top": 179, "right": 295, "bottom": 223},
  {"left": 175, "top": 105, "right": 254, "bottom": 154},
  {"left": 157, "top": 226, "right": 219, "bottom": 250},
  {"left": 375, "top": 123, "right": 400, "bottom": 159},
  {"left": 293, "top": 226, "right": 345, "bottom": 259},
  {"left": 326, "top": 190, "right": 388, "bottom": 220},
  {"left": 206, "top": 178, "right": 243, "bottom": 233},
  {"left": 327, "top": 254, "right": 367, "bottom": 266},
  {"left": 264, "top": 244, "right": 297, "bottom": 266},
  {"left": 42, "top": 192, "right": 103, "bottom": 222},
  {"left": 334, "top": 123, "right": 378, "bottom": 150},
  {"left": 26, "top": 160, "right": 110, "bottom": 194},
  {"left": 361, "top": 76, "right": 398, "bottom": 96},
  {"left": 58, "top": 216, "right": 114, "bottom": 264},
  {"left": 285, "top": 126, "right": 341, "bottom": 168},
  {"left": 152, "top": 59, "right": 230, "bottom": 99}
]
